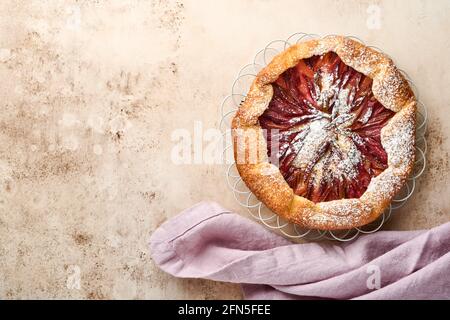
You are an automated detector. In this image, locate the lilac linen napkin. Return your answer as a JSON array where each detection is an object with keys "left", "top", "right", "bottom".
[{"left": 149, "top": 201, "right": 450, "bottom": 299}]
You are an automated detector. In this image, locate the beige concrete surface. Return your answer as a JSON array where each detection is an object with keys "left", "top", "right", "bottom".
[{"left": 0, "top": 0, "right": 449, "bottom": 299}]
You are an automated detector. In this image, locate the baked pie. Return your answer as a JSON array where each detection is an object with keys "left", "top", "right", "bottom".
[{"left": 232, "top": 36, "right": 416, "bottom": 230}]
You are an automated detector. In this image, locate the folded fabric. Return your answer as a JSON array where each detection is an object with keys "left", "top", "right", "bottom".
[{"left": 149, "top": 201, "right": 450, "bottom": 299}]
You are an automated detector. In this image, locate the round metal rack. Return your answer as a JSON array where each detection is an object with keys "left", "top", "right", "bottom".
[{"left": 220, "top": 33, "right": 427, "bottom": 241}]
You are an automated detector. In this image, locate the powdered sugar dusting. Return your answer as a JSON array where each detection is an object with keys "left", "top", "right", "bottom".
[
  {"left": 295, "top": 198, "right": 372, "bottom": 228},
  {"left": 292, "top": 119, "right": 330, "bottom": 169},
  {"left": 259, "top": 51, "right": 398, "bottom": 203},
  {"left": 358, "top": 106, "right": 372, "bottom": 124},
  {"left": 383, "top": 112, "right": 415, "bottom": 168},
  {"left": 290, "top": 68, "right": 364, "bottom": 184}
]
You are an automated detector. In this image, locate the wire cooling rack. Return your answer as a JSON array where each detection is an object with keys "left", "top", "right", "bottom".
[{"left": 220, "top": 33, "right": 427, "bottom": 242}]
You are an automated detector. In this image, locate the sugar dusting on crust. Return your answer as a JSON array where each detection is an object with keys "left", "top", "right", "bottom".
[
  {"left": 373, "top": 68, "right": 410, "bottom": 112},
  {"left": 336, "top": 37, "right": 413, "bottom": 112},
  {"left": 383, "top": 117, "right": 415, "bottom": 168},
  {"left": 363, "top": 167, "right": 403, "bottom": 205},
  {"left": 315, "top": 199, "right": 371, "bottom": 225},
  {"left": 337, "top": 40, "right": 378, "bottom": 75}
]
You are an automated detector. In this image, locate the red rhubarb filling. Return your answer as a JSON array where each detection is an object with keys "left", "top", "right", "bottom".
[{"left": 259, "top": 52, "right": 395, "bottom": 202}]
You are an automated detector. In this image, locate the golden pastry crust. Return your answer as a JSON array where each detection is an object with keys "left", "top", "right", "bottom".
[{"left": 231, "top": 36, "right": 416, "bottom": 230}]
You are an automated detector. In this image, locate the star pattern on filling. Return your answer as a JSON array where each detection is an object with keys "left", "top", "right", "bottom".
[{"left": 259, "top": 52, "right": 395, "bottom": 202}]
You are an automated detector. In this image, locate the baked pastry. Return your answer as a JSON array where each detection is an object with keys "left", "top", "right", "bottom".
[{"left": 232, "top": 36, "right": 416, "bottom": 230}]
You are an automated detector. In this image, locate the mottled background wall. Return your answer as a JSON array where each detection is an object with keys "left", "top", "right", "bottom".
[{"left": 0, "top": 0, "right": 449, "bottom": 299}]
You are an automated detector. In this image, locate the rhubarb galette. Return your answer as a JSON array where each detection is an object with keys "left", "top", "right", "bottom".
[{"left": 232, "top": 36, "right": 416, "bottom": 230}]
